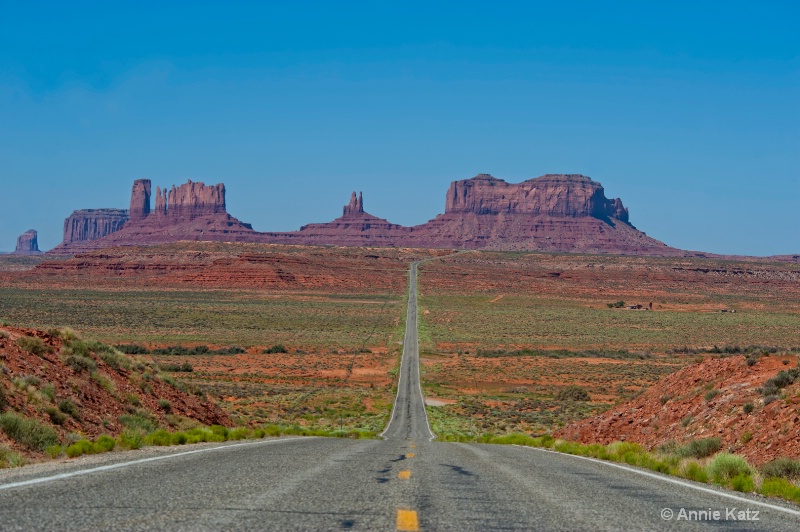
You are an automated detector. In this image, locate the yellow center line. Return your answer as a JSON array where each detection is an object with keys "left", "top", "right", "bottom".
[
  {"left": 406, "top": 453, "right": 415, "bottom": 458},
  {"left": 396, "top": 509, "right": 419, "bottom": 531},
  {"left": 398, "top": 470, "right": 412, "bottom": 479}
]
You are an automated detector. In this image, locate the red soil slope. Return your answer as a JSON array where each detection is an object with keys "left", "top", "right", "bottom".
[{"left": 558, "top": 354, "right": 800, "bottom": 465}]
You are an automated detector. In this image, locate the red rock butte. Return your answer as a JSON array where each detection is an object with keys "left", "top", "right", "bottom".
[{"left": 47, "top": 173, "right": 708, "bottom": 256}]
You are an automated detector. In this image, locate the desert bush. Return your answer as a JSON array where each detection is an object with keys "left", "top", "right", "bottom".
[
  {"left": 263, "top": 344, "right": 288, "bottom": 354},
  {"left": 58, "top": 399, "right": 80, "bottom": 419},
  {"left": 0, "top": 412, "right": 59, "bottom": 451},
  {"left": 65, "top": 353, "right": 97, "bottom": 373},
  {"left": 0, "top": 385, "right": 7, "bottom": 411},
  {"left": 760, "top": 458, "right": 800, "bottom": 481},
  {"left": 119, "top": 412, "right": 156, "bottom": 434},
  {"left": 674, "top": 437, "right": 722, "bottom": 459},
  {"left": 45, "top": 445, "right": 62, "bottom": 459},
  {"left": 759, "top": 478, "right": 800, "bottom": 504},
  {"left": 742, "top": 402, "right": 754, "bottom": 414},
  {"left": 762, "top": 368, "right": 800, "bottom": 396},
  {"left": 145, "top": 429, "right": 172, "bottom": 446},
  {"left": 763, "top": 394, "right": 780, "bottom": 405},
  {"left": 98, "top": 349, "right": 131, "bottom": 371},
  {"left": 555, "top": 385, "right": 590, "bottom": 401},
  {"left": 118, "top": 430, "right": 144, "bottom": 450},
  {"left": 91, "top": 371, "right": 117, "bottom": 394},
  {"left": 158, "top": 399, "right": 172, "bottom": 413},
  {"left": 159, "top": 362, "right": 193, "bottom": 372},
  {"left": 681, "top": 461, "right": 709, "bottom": 483},
  {"left": 115, "top": 344, "right": 150, "bottom": 354},
  {"left": 704, "top": 389, "right": 720, "bottom": 402},
  {"left": 607, "top": 301, "right": 625, "bottom": 308},
  {"left": 680, "top": 415, "right": 694, "bottom": 427},
  {"left": 0, "top": 445, "right": 26, "bottom": 468},
  {"left": 93, "top": 434, "right": 116, "bottom": 453},
  {"left": 740, "top": 431, "right": 753, "bottom": 444},
  {"left": 46, "top": 407, "right": 67, "bottom": 425},
  {"left": 66, "top": 439, "right": 94, "bottom": 458},
  {"left": 16, "top": 336, "right": 47, "bottom": 356},
  {"left": 707, "top": 453, "right": 754, "bottom": 485}
]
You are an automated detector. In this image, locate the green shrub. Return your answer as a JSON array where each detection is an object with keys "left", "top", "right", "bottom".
[
  {"left": 98, "top": 349, "right": 132, "bottom": 371},
  {"left": 65, "top": 439, "right": 94, "bottom": 458},
  {"left": 760, "top": 458, "right": 800, "bottom": 481},
  {"left": 146, "top": 429, "right": 172, "bottom": 446},
  {"left": 114, "top": 344, "right": 150, "bottom": 354},
  {"left": 707, "top": 453, "right": 754, "bottom": 485},
  {"left": 731, "top": 473, "right": 755, "bottom": 492},
  {"left": 45, "top": 445, "right": 62, "bottom": 459},
  {"left": 555, "top": 385, "right": 590, "bottom": 401},
  {"left": 0, "top": 385, "right": 7, "bottom": 411},
  {"left": 119, "top": 412, "right": 156, "bottom": 434},
  {"left": 759, "top": 477, "right": 800, "bottom": 504},
  {"left": 118, "top": 430, "right": 144, "bottom": 450},
  {"left": 263, "top": 344, "right": 288, "bottom": 354},
  {"left": 170, "top": 432, "right": 188, "bottom": 445},
  {"left": 0, "top": 412, "right": 59, "bottom": 451},
  {"left": 16, "top": 336, "right": 48, "bottom": 356},
  {"left": 228, "top": 427, "right": 251, "bottom": 440},
  {"left": 743, "top": 402, "right": 754, "bottom": 414},
  {"left": 58, "top": 399, "right": 80, "bottom": 419},
  {"left": 704, "top": 389, "right": 720, "bottom": 402},
  {"left": 681, "top": 461, "right": 709, "bottom": 483},
  {"left": 93, "top": 434, "right": 116, "bottom": 453},
  {"left": 675, "top": 437, "right": 722, "bottom": 459},
  {"left": 0, "top": 445, "right": 26, "bottom": 468},
  {"left": 680, "top": 415, "right": 693, "bottom": 427},
  {"left": 65, "top": 353, "right": 97, "bottom": 373},
  {"left": 210, "top": 425, "right": 229, "bottom": 439},
  {"left": 157, "top": 399, "right": 172, "bottom": 413},
  {"left": 46, "top": 407, "right": 67, "bottom": 425}
]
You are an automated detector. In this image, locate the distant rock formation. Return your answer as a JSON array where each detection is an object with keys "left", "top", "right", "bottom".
[
  {"left": 445, "top": 174, "right": 629, "bottom": 221},
  {"left": 62, "top": 209, "right": 129, "bottom": 245},
  {"left": 47, "top": 173, "right": 736, "bottom": 257},
  {"left": 129, "top": 179, "right": 151, "bottom": 222},
  {"left": 343, "top": 191, "right": 364, "bottom": 217},
  {"left": 12, "top": 229, "right": 41, "bottom": 255},
  {"left": 264, "top": 192, "right": 410, "bottom": 247}
]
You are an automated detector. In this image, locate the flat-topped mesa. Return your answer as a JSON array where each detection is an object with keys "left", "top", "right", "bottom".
[
  {"left": 13, "top": 229, "right": 41, "bottom": 254},
  {"left": 342, "top": 191, "right": 364, "bottom": 217},
  {"left": 445, "top": 173, "right": 629, "bottom": 222},
  {"left": 63, "top": 208, "right": 129, "bottom": 244},
  {"left": 157, "top": 180, "right": 227, "bottom": 220},
  {"left": 129, "top": 179, "right": 151, "bottom": 221}
]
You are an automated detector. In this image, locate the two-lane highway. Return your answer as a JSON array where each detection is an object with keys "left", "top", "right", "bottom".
[{"left": 1, "top": 261, "right": 799, "bottom": 530}]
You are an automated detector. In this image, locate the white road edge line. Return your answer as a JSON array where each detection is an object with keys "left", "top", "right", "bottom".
[
  {"left": 0, "top": 437, "right": 312, "bottom": 492},
  {"left": 515, "top": 445, "right": 800, "bottom": 517}
]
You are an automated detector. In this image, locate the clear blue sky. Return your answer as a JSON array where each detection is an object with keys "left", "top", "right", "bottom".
[{"left": 1, "top": 1, "right": 798, "bottom": 255}]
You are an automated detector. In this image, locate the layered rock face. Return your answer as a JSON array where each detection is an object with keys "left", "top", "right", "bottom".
[
  {"left": 52, "top": 180, "right": 254, "bottom": 253},
  {"left": 445, "top": 174, "right": 629, "bottom": 221},
  {"left": 13, "top": 229, "right": 41, "bottom": 255},
  {"left": 62, "top": 209, "right": 129, "bottom": 244},
  {"left": 129, "top": 179, "right": 151, "bottom": 221},
  {"left": 403, "top": 174, "right": 672, "bottom": 255}
]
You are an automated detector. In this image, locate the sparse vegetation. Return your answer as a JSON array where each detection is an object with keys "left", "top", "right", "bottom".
[
  {"left": 263, "top": 344, "right": 288, "bottom": 354},
  {"left": 16, "top": 336, "right": 47, "bottom": 356},
  {"left": 555, "top": 385, "right": 590, "bottom": 401},
  {"left": 0, "top": 412, "right": 59, "bottom": 451}
]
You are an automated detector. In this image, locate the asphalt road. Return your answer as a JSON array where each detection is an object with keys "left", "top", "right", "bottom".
[{"left": 1, "top": 261, "right": 799, "bottom": 530}]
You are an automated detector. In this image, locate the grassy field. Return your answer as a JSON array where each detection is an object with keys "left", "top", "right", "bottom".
[{"left": 0, "top": 288, "right": 403, "bottom": 348}]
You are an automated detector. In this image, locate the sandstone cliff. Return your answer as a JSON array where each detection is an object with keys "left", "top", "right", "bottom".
[
  {"left": 13, "top": 229, "right": 41, "bottom": 255},
  {"left": 129, "top": 179, "right": 151, "bottom": 221},
  {"left": 445, "top": 174, "right": 629, "bottom": 221},
  {"left": 62, "top": 209, "right": 129, "bottom": 245}
]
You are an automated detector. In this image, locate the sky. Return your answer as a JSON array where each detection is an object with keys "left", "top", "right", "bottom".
[{"left": 1, "top": 1, "right": 798, "bottom": 255}]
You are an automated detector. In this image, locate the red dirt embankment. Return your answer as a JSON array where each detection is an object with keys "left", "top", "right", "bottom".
[
  {"left": 558, "top": 354, "right": 800, "bottom": 465},
  {"left": 0, "top": 325, "right": 229, "bottom": 456}
]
